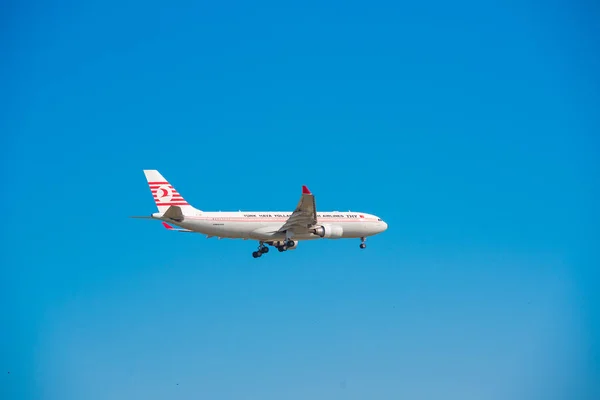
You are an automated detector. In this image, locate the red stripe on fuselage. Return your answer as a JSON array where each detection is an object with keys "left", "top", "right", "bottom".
[{"left": 179, "top": 217, "right": 374, "bottom": 222}]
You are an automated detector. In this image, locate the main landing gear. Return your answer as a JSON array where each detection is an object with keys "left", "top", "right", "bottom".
[
  {"left": 277, "top": 240, "right": 295, "bottom": 252},
  {"left": 276, "top": 240, "right": 294, "bottom": 252},
  {"left": 252, "top": 242, "right": 269, "bottom": 258},
  {"left": 252, "top": 240, "right": 296, "bottom": 257},
  {"left": 252, "top": 238, "right": 367, "bottom": 257}
]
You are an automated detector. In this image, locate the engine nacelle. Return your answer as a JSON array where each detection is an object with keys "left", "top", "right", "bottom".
[{"left": 312, "top": 224, "right": 344, "bottom": 239}]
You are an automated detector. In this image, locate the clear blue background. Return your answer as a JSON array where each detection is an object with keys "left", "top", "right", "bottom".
[{"left": 1, "top": 1, "right": 598, "bottom": 399}]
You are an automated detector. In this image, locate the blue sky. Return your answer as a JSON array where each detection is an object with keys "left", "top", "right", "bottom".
[{"left": 1, "top": 1, "right": 598, "bottom": 399}]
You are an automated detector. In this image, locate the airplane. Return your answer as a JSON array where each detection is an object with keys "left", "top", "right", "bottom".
[{"left": 131, "top": 170, "right": 388, "bottom": 258}]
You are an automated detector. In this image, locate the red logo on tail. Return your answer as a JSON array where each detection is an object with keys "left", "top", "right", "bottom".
[
  {"left": 155, "top": 185, "right": 173, "bottom": 202},
  {"left": 149, "top": 182, "right": 189, "bottom": 206}
]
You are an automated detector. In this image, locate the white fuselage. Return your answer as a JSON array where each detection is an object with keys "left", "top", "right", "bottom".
[{"left": 157, "top": 211, "right": 388, "bottom": 241}]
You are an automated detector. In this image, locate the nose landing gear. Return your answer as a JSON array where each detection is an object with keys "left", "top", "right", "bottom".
[{"left": 360, "top": 237, "right": 367, "bottom": 249}]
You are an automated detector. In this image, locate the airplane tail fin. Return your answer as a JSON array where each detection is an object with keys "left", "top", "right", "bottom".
[{"left": 143, "top": 170, "right": 201, "bottom": 214}]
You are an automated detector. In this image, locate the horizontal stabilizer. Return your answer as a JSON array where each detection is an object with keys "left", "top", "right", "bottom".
[
  {"left": 162, "top": 222, "right": 193, "bottom": 232},
  {"left": 163, "top": 206, "right": 184, "bottom": 222},
  {"left": 129, "top": 215, "right": 155, "bottom": 219}
]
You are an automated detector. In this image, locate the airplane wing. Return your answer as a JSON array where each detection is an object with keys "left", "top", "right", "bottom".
[{"left": 277, "top": 186, "right": 317, "bottom": 234}]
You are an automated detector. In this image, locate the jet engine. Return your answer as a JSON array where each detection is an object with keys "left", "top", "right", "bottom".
[{"left": 311, "top": 224, "right": 344, "bottom": 238}]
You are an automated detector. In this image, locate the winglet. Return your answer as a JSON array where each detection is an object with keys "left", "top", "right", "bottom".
[
  {"left": 302, "top": 185, "right": 311, "bottom": 194},
  {"left": 162, "top": 222, "right": 174, "bottom": 230}
]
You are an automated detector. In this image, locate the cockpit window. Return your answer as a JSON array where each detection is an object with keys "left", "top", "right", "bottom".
[{"left": 377, "top": 218, "right": 382, "bottom": 221}]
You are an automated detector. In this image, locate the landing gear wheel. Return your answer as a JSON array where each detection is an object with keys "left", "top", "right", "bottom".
[
  {"left": 252, "top": 251, "right": 261, "bottom": 258},
  {"left": 360, "top": 243, "right": 366, "bottom": 249},
  {"left": 260, "top": 246, "right": 269, "bottom": 254},
  {"left": 278, "top": 246, "right": 286, "bottom": 252},
  {"left": 286, "top": 240, "right": 295, "bottom": 248}
]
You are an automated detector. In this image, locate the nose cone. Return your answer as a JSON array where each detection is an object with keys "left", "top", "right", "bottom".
[
  {"left": 381, "top": 221, "right": 388, "bottom": 232},
  {"left": 375, "top": 219, "right": 388, "bottom": 234}
]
